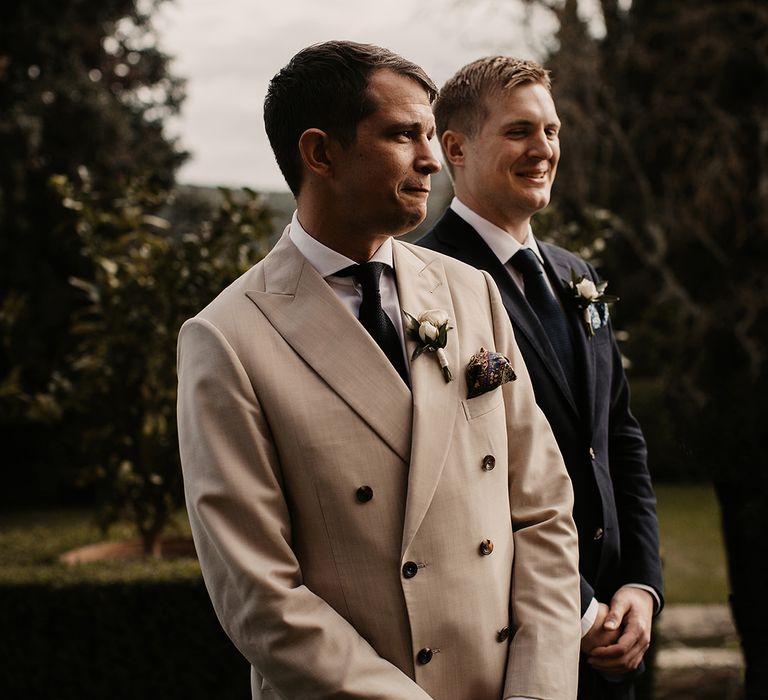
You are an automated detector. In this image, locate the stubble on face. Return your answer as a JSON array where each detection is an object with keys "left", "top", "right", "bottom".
[{"left": 331, "top": 70, "right": 440, "bottom": 256}]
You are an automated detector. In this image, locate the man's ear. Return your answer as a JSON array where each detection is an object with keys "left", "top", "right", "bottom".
[
  {"left": 441, "top": 130, "right": 466, "bottom": 169},
  {"left": 298, "top": 128, "right": 334, "bottom": 179}
]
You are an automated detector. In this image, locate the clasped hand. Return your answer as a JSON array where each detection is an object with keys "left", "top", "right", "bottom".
[{"left": 580, "top": 587, "right": 654, "bottom": 676}]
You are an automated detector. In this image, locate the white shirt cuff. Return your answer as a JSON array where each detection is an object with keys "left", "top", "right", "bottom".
[
  {"left": 581, "top": 596, "right": 600, "bottom": 637},
  {"left": 622, "top": 583, "right": 662, "bottom": 614}
]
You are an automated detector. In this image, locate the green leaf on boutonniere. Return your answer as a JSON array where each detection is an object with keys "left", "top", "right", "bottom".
[
  {"left": 562, "top": 268, "right": 619, "bottom": 337},
  {"left": 401, "top": 308, "right": 454, "bottom": 382}
]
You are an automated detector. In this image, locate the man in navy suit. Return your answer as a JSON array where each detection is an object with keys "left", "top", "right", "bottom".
[{"left": 418, "top": 56, "right": 663, "bottom": 700}]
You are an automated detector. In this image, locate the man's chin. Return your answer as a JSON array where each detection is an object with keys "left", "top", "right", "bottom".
[
  {"left": 393, "top": 209, "right": 427, "bottom": 237},
  {"left": 518, "top": 192, "right": 551, "bottom": 215}
]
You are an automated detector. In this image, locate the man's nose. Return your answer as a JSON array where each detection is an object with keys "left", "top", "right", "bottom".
[
  {"left": 416, "top": 138, "right": 442, "bottom": 175},
  {"left": 528, "top": 130, "right": 555, "bottom": 159}
]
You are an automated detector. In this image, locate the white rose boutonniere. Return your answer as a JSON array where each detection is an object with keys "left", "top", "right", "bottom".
[
  {"left": 403, "top": 308, "right": 453, "bottom": 382},
  {"left": 562, "top": 269, "right": 619, "bottom": 337}
]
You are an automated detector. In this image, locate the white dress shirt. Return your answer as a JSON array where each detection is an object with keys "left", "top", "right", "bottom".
[
  {"left": 288, "top": 211, "right": 410, "bottom": 379},
  {"left": 450, "top": 197, "right": 557, "bottom": 297}
]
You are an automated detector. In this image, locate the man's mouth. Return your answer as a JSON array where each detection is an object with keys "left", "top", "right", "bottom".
[
  {"left": 517, "top": 169, "right": 548, "bottom": 180},
  {"left": 401, "top": 184, "right": 431, "bottom": 195}
]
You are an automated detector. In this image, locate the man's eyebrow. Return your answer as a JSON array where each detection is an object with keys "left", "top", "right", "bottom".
[
  {"left": 500, "top": 119, "right": 561, "bottom": 129},
  {"left": 389, "top": 120, "right": 427, "bottom": 132}
]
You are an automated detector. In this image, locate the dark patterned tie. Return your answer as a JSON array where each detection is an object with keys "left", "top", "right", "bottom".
[
  {"left": 510, "top": 248, "right": 578, "bottom": 395},
  {"left": 338, "top": 262, "right": 409, "bottom": 386}
]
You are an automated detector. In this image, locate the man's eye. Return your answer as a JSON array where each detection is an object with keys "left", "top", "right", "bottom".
[{"left": 507, "top": 130, "right": 526, "bottom": 138}]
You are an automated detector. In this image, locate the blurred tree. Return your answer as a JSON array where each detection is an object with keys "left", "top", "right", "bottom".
[
  {"left": 50, "top": 171, "right": 272, "bottom": 554},
  {"left": 0, "top": 0, "right": 187, "bottom": 503},
  {"left": 524, "top": 0, "right": 768, "bottom": 693}
]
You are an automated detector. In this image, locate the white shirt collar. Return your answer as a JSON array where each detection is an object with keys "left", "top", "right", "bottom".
[
  {"left": 450, "top": 197, "right": 544, "bottom": 265},
  {"left": 288, "top": 210, "right": 394, "bottom": 278}
]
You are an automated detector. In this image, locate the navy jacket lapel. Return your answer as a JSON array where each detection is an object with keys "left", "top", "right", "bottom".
[
  {"left": 539, "top": 242, "right": 597, "bottom": 433},
  {"left": 428, "top": 210, "right": 580, "bottom": 417}
]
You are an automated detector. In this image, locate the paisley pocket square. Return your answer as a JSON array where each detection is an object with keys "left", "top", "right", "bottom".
[{"left": 466, "top": 348, "right": 517, "bottom": 399}]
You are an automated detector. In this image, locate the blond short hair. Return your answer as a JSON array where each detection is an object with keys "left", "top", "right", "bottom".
[{"left": 434, "top": 56, "right": 551, "bottom": 140}]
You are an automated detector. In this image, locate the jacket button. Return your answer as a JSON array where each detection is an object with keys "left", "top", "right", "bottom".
[
  {"left": 594, "top": 527, "right": 604, "bottom": 540},
  {"left": 355, "top": 485, "right": 373, "bottom": 503},
  {"left": 402, "top": 561, "right": 419, "bottom": 578},
  {"left": 481, "top": 454, "right": 496, "bottom": 471},
  {"left": 589, "top": 447, "right": 596, "bottom": 460},
  {"left": 496, "top": 627, "right": 510, "bottom": 643},
  {"left": 479, "top": 539, "right": 494, "bottom": 556},
  {"left": 416, "top": 648, "right": 433, "bottom": 665}
]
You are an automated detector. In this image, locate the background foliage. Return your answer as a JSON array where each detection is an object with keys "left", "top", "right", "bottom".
[
  {"left": 51, "top": 173, "right": 271, "bottom": 552},
  {"left": 0, "top": 0, "right": 186, "bottom": 504},
  {"left": 528, "top": 0, "right": 768, "bottom": 689},
  {"left": 536, "top": 0, "right": 768, "bottom": 485},
  {"left": 1, "top": 0, "right": 274, "bottom": 554}
]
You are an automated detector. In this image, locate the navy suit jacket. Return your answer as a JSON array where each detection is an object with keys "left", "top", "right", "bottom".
[{"left": 419, "top": 208, "right": 663, "bottom": 615}]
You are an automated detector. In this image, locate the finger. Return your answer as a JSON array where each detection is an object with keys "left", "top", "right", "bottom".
[
  {"left": 604, "top": 598, "right": 629, "bottom": 631},
  {"left": 617, "top": 613, "right": 651, "bottom": 650},
  {"left": 588, "top": 638, "right": 649, "bottom": 672},
  {"left": 588, "top": 646, "right": 646, "bottom": 673},
  {"left": 589, "top": 629, "right": 638, "bottom": 659}
]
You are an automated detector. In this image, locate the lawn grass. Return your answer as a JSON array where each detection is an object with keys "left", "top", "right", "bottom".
[
  {"left": 655, "top": 483, "right": 729, "bottom": 605},
  {"left": 1, "top": 485, "right": 730, "bottom": 601},
  {"left": 0, "top": 508, "right": 199, "bottom": 585}
]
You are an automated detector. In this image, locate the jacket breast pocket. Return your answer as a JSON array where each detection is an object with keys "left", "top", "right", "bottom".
[{"left": 461, "top": 387, "right": 504, "bottom": 420}]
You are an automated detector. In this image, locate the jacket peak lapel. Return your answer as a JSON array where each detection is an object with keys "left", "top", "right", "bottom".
[
  {"left": 394, "top": 242, "right": 460, "bottom": 555},
  {"left": 246, "top": 233, "right": 413, "bottom": 464},
  {"left": 539, "top": 244, "right": 597, "bottom": 430}
]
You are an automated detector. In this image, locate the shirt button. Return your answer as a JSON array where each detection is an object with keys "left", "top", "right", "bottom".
[
  {"left": 416, "top": 648, "right": 433, "bottom": 665},
  {"left": 355, "top": 485, "right": 373, "bottom": 503},
  {"left": 481, "top": 454, "right": 496, "bottom": 471},
  {"left": 589, "top": 447, "right": 596, "bottom": 460},
  {"left": 402, "top": 561, "right": 419, "bottom": 578},
  {"left": 479, "top": 539, "right": 494, "bottom": 556},
  {"left": 496, "top": 627, "right": 510, "bottom": 643},
  {"left": 594, "top": 527, "right": 604, "bottom": 541}
]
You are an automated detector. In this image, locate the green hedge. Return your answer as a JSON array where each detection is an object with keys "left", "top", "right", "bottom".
[
  {"left": 1, "top": 579, "right": 250, "bottom": 699},
  {"left": 0, "top": 511, "right": 249, "bottom": 699}
]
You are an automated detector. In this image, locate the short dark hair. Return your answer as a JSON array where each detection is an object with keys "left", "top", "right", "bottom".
[
  {"left": 434, "top": 56, "right": 551, "bottom": 141},
  {"left": 264, "top": 40, "right": 437, "bottom": 196}
]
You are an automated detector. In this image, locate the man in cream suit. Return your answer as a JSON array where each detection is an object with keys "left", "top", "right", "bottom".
[{"left": 177, "top": 41, "right": 580, "bottom": 700}]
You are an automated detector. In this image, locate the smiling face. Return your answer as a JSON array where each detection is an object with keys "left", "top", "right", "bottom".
[
  {"left": 327, "top": 69, "right": 441, "bottom": 253},
  {"left": 447, "top": 81, "right": 560, "bottom": 241}
]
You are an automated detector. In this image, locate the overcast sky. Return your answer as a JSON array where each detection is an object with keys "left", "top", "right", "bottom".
[{"left": 156, "top": 0, "right": 602, "bottom": 192}]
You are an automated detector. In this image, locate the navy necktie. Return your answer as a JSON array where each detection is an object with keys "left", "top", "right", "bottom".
[
  {"left": 338, "top": 262, "right": 409, "bottom": 386},
  {"left": 510, "top": 249, "right": 578, "bottom": 395}
]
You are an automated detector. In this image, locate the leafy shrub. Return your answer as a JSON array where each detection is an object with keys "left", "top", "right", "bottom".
[{"left": 48, "top": 173, "right": 272, "bottom": 552}]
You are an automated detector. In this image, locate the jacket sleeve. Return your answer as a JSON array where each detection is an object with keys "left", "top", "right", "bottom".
[
  {"left": 177, "top": 317, "right": 434, "bottom": 699},
  {"left": 481, "top": 273, "right": 582, "bottom": 700},
  {"left": 603, "top": 329, "right": 664, "bottom": 605},
  {"left": 584, "top": 263, "right": 664, "bottom": 607}
]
